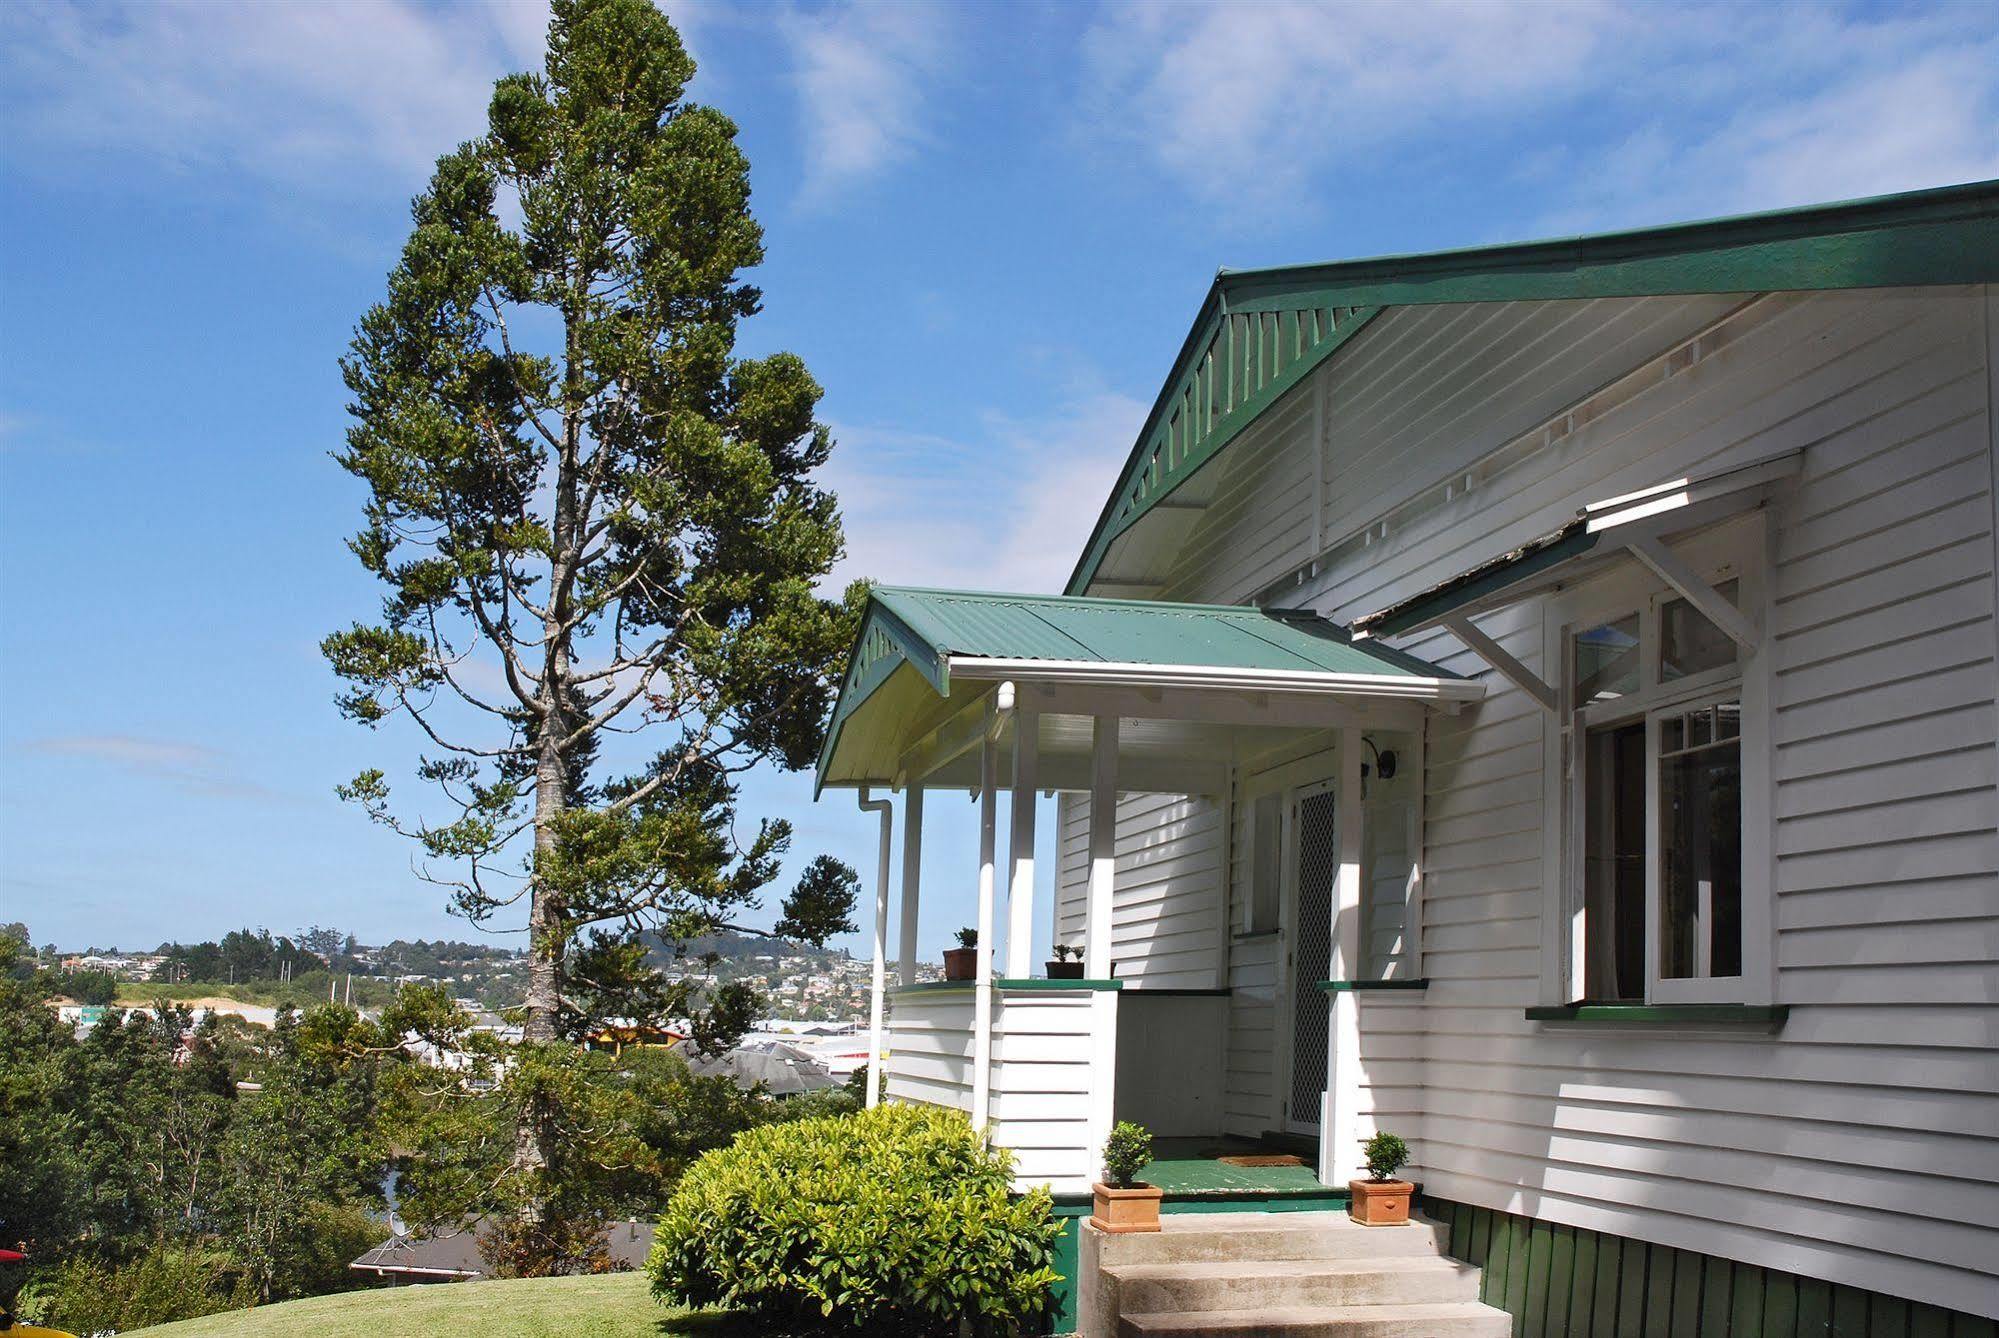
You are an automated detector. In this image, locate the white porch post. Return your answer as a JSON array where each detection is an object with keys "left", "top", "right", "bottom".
[
  {"left": 1321, "top": 725, "right": 1365, "bottom": 1185},
  {"left": 859, "top": 788, "right": 893, "bottom": 1110},
  {"left": 1085, "top": 714, "right": 1120, "bottom": 1189},
  {"left": 971, "top": 690, "right": 1007, "bottom": 1132},
  {"left": 898, "top": 785, "right": 923, "bottom": 989},
  {"left": 1006, "top": 706, "right": 1039, "bottom": 979},
  {"left": 1084, "top": 715, "right": 1119, "bottom": 979}
]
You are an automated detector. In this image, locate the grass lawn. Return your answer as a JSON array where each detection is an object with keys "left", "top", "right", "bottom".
[{"left": 131, "top": 1273, "right": 747, "bottom": 1337}]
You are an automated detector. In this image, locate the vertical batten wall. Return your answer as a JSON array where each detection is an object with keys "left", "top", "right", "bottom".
[{"left": 1110, "top": 288, "right": 1999, "bottom": 1316}]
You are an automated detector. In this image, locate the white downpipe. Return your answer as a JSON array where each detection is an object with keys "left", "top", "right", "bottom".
[
  {"left": 858, "top": 787, "right": 893, "bottom": 1110},
  {"left": 971, "top": 683, "right": 1013, "bottom": 1133},
  {"left": 1006, "top": 706, "right": 1039, "bottom": 979},
  {"left": 898, "top": 786, "right": 923, "bottom": 989}
]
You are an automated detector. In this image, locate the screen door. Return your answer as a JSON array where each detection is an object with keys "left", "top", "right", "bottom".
[{"left": 1287, "top": 785, "right": 1338, "bottom": 1132}]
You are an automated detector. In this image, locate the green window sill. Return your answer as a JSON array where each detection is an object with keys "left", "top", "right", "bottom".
[
  {"left": 996, "top": 977, "right": 1122, "bottom": 992},
  {"left": 1525, "top": 1003, "right": 1788, "bottom": 1030},
  {"left": 889, "top": 978, "right": 1124, "bottom": 995}
]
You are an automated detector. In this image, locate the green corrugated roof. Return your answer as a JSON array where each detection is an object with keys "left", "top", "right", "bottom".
[
  {"left": 871, "top": 587, "right": 1444, "bottom": 677},
  {"left": 814, "top": 587, "right": 1459, "bottom": 792}
]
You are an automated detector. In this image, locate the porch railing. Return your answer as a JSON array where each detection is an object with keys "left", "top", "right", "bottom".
[{"left": 886, "top": 981, "right": 1118, "bottom": 1196}]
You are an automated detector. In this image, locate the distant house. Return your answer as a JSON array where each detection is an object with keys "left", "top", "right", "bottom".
[
  {"left": 349, "top": 1220, "right": 654, "bottom": 1285},
  {"left": 820, "top": 181, "right": 1999, "bottom": 1335},
  {"left": 583, "top": 1020, "right": 684, "bottom": 1056}
]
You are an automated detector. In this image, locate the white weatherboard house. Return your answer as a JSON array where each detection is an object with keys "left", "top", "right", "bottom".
[{"left": 818, "top": 181, "right": 1999, "bottom": 1337}]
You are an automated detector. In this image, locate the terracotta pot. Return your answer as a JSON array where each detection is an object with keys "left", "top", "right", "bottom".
[
  {"left": 1046, "top": 960, "right": 1085, "bottom": 979},
  {"left": 942, "top": 947, "right": 977, "bottom": 981},
  {"left": 1090, "top": 1183, "right": 1163, "bottom": 1234},
  {"left": 1348, "top": 1178, "right": 1413, "bottom": 1226}
]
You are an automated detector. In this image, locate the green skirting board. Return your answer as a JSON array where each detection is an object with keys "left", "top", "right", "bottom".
[{"left": 1425, "top": 1196, "right": 1997, "bottom": 1338}]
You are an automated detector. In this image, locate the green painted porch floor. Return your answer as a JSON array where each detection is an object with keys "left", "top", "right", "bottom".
[{"left": 1139, "top": 1136, "right": 1332, "bottom": 1197}]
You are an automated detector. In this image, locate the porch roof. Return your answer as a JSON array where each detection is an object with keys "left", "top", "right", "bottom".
[{"left": 816, "top": 587, "right": 1476, "bottom": 793}]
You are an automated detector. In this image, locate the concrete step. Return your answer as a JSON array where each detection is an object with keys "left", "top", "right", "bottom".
[
  {"left": 1095, "top": 1213, "right": 1449, "bottom": 1268},
  {"left": 1108, "top": 1255, "right": 1483, "bottom": 1314},
  {"left": 1119, "top": 1300, "right": 1515, "bottom": 1338}
]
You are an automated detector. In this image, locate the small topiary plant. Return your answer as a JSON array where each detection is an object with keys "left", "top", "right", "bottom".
[
  {"left": 1051, "top": 943, "right": 1082, "bottom": 962},
  {"left": 954, "top": 926, "right": 979, "bottom": 950},
  {"left": 1361, "top": 1131, "right": 1411, "bottom": 1182},
  {"left": 1101, "top": 1121, "right": 1154, "bottom": 1189},
  {"left": 649, "top": 1103, "right": 1058, "bottom": 1335}
]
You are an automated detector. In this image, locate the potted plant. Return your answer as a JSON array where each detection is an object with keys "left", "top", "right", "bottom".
[
  {"left": 943, "top": 927, "right": 978, "bottom": 982},
  {"left": 1046, "top": 942, "right": 1085, "bottom": 979},
  {"left": 1090, "top": 1121, "right": 1162, "bottom": 1233},
  {"left": 1349, "top": 1131, "right": 1414, "bottom": 1225}
]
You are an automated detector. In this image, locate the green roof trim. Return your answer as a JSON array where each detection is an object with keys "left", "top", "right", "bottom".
[
  {"left": 1353, "top": 524, "right": 1601, "bottom": 638},
  {"left": 887, "top": 978, "right": 1125, "bottom": 994},
  {"left": 1066, "top": 178, "right": 1999, "bottom": 596},
  {"left": 815, "top": 586, "right": 1462, "bottom": 792}
]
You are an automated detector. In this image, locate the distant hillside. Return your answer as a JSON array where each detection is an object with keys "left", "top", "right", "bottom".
[{"left": 646, "top": 928, "right": 853, "bottom": 967}]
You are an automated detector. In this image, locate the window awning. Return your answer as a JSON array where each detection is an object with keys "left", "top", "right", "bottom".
[
  {"left": 815, "top": 588, "right": 1481, "bottom": 794},
  {"left": 1351, "top": 451, "right": 1802, "bottom": 640}
]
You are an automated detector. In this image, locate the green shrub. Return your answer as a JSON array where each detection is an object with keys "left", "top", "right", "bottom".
[
  {"left": 25, "top": 1240, "right": 252, "bottom": 1333},
  {"left": 1360, "top": 1131, "right": 1410, "bottom": 1182},
  {"left": 649, "top": 1103, "right": 1058, "bottom": 1335},
  {"left": 1101, "top": 1121, "right": 1153, "bottom": 1189}
]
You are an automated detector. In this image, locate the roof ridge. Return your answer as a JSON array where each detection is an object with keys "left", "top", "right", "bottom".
[
  {"left": 871, "top": 584, "right": 1330, "bottom": 619},
  {"left": 1215, "top": 176, "right": 1999, "bottom": 287}
]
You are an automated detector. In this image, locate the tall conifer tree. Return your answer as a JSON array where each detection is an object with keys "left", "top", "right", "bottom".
[{"left": 325, "top": 0, "right": 859, "bottom": 1238}]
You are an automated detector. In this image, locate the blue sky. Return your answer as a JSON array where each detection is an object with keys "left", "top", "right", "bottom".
[{"left": 3, "top": 0, "right": 1996, "bottom": 959}]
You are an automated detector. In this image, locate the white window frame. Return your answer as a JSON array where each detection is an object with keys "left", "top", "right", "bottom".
[{"left": 1541, "top": 517, "right": 1775, "bottom": 1008}]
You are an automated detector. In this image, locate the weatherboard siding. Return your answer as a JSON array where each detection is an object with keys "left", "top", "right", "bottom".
[
  {"left": 1052, "top": 791, "right": 1226, "bottom": 991},
  {"left": 886, "top": 987, "right": 1106, "bottom": 1196},
  {"left": 1120, "top": 285, "right": 1999, "bottom": 1317}
]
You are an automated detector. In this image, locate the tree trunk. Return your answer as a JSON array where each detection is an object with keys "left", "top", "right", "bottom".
[{"left": 511, "top": 291, "right": 585, "bottom": 1250}]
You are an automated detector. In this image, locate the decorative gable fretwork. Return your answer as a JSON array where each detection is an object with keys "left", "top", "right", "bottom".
[{"left": 1077, "top": 300, "right": 1378, "bottom": 585}]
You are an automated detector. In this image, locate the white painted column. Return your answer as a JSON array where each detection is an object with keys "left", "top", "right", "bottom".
[
  {"left": 971, "top": 721, "right": 1002, "bottom": 1132},
  {"left": 1084, "top": 715, "right": 1120, "bottom": 980},
  {"left": 1006, "top": 707, "right": 1039, "bottom": 979},
  {"left": 1320, "top": 725, "right": 1366, "bottom": 1186},
  {"left": 898, "top": 785, "right": 923, "bottom": 989},
  {"left": 859, "top": 788, "right": 893, "bottom": 1110},
  {"left": 1085, "top": 714, "right": 1122, "bottom": 1190}
]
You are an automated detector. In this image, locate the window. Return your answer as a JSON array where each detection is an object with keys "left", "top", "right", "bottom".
[
  {"left": 1556, "top": 548, "right": 1763, "bottom": 1006},
  {"left": 1244, "top": 792, "right": 1283, "bottom": 934},
  {"left": 1659, "top": 701, "right": 1742, "bottom": 981}
]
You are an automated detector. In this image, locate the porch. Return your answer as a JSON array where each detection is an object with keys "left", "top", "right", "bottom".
[{"left": 817, "top": 588, "right": 1482, "bottom": 1198}]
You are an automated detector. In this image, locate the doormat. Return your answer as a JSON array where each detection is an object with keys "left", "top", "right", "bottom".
[{"left": 1216, "top": 1153, "right": 1307, "bottom": 1168}]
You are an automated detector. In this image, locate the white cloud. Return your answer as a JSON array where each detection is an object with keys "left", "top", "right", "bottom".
[
  {"left": 22, "top": 734, "right": 280, "bottom": 800},
  {"left": 779, "top": 1, "right": 948, "bottom": 206},
  {"left": 821, "top": 386, "right": 1144, "bottom": 595},
  {"left": 0, "top": 1, "right": 717, "bottom": 195},
  {"left": 1078, "top": 0, "right": 1999, "bottom": 228},
  {"left": 0, "top": 1, "right": 551, "bottom": 188},
  {"left": 1079, "top": 0, "right": 1622, "bottom": 206}
]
